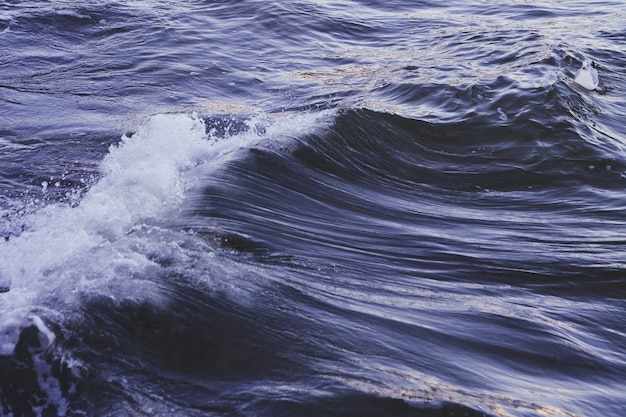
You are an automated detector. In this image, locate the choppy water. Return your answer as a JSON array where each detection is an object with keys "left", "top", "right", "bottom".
[{"left": 1, "top": 1, "right": 625, "bottom": 416}]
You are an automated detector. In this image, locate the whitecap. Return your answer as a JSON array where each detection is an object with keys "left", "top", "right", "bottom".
[{"left": 574, "top": 59, "right": 599, "bottom": 90}]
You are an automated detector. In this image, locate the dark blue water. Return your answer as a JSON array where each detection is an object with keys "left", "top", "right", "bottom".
[{"left": 1, "top": 1, "right": 625, "bottom": 416}]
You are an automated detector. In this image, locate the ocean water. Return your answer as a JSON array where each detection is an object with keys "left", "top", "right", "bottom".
[{"left": 1, "top": 1, "right": 625, "bottom": 416}]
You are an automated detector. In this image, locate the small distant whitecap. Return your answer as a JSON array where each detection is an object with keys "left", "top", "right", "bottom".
[{"left": 574, "top": 59, "right": 599, "bottom": 90}]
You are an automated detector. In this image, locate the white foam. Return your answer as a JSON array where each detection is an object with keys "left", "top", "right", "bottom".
[
  {"left": 0, "top": 113, "right": 212, "bottom": 309},
  {"left": 0, "top": 110, "right": 335, "bottom": 314},
  {"left": 0, "top": 314, "right": 25, "bottom": 355},
  {"left": 0, "top": 314, "right": 68, "bottom": 416},
  {"left": 0, "top": 108, "right": 335, "bottom": 414},
  {"left": 0, "top": 313, "right": 54, "bottom": 355}
]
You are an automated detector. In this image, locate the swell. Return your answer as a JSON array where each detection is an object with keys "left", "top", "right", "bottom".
[
  {"left": 182, "top": 107, "right": 625, "bottom": 416},
  {"left": 1, "top": 107, "right": 624, "bottom": 416},
  {"left": 1, "top": 1, "right": 625, "bottom": 416},
  {"left": 189, "top": 108, "right": 626, "bottom": 289}
]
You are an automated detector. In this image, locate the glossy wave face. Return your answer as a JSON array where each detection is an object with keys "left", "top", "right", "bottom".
[
  {"left": 185, "top": 108, "right": 626, "bottom": 415},
  {"left": 1, "top": 1, "right": 626, "bottom": 416},
  {"left": 195, "top": 106, "right": 626, "bottom": 270}
]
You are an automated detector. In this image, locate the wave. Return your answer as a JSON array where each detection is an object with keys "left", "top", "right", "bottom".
[
  {"left": 2, "top": 0, "right": 626, "bottom": 415},
  {"left": 180, "top": 108, "right": 625, "bottom": 415},
  {"left": 1, "top": 101, "right": 625, "bottom": 416},
  {"left": 2, "top": 8, "right": 626, "bottom": 412},
  {"left": 191, "top": 107, "right": 625, "bottom": 272},
  {"left": 0, "top": 110, "right": 341, "bottom": 416}
]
